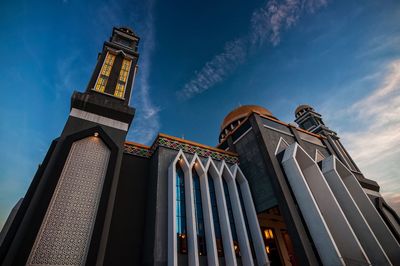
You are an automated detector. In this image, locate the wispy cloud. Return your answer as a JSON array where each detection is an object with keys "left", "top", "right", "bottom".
[
  {"left": 328, "top": 59, "right": 400, "bottom": 213},
  {"left": 54, "top": 51, "right": 81, "bottom": 98},
  {"left": 177, "top": 38, "right": 247, "bottom": 99},
  {"left": 178, "top": 0, "right": 328, "bottom": 100},
  {"left": 128, "top": 0, "right": 160, "bottom": 144}
]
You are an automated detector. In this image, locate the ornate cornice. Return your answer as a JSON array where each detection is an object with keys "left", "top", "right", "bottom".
[{"left": 124, "top": 134, "right": 239, "bottom": 164}]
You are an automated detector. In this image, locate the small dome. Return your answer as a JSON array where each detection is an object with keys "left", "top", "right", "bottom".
[
  {"left": 295, "top": 104, "right": 314, "bottom": 116},
  {"left": 119, "top": 26, "right": 135, "bottom": 35},
  {"left": 221, "top": 105, "right": 275, "bottom": 131}
]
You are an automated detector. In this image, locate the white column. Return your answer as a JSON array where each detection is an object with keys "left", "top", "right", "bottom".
[
  {"left": 233, "top": 165, "right": 269, "bottom": 266},
  {"left": 283, "top": 143, "right": 372, "bottom": 265},
  {"left": 281, "top": 143, "right": 345, "bottom": 266},
  {"left": 167, "top": 151, "right": 199, "bottom": 266},
  {"left": 191, "top": 155, "right": 219, "bottom": 266},
  {"left": 221, "top": 162, "right": 254, "bottom": 266},
  {"left": 167, "top": 155, "right": 178, "bottom": 266},
  {"left": 322, "top": 156, "right": 400, "bottom": 265},
  {"left": 185, "top": 158, "right": 199, "bottom": 266},
  {"left": 321, "top": 156, "right": 392, "bottom": 265},
  {"left": 207, "top": 159, "right": 237, "bottom": 266}
]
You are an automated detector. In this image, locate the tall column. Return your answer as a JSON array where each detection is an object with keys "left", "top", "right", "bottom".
[
  {"left": 221, "top": 163, "right": 253, "bottom": 266},
  {"left": 232, "top": 165, "right": 269, "bottom": 266},
  {"left": 206, "top": 159, "right": 237, "bottom": 266},
  {"left": 322, "top": 156, "right": 400, "bottom": 264},
  {"left": 191, "top": 155, "right": 218, "bottom": 266},
  {"left": 282, "top": 143, "right": 363, "bottom": 266},
  {"left": 185, "top": 160, "right": 199, "bottom": 266}
]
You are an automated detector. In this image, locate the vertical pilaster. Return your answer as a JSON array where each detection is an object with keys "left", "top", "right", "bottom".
[
  {"left": 282, "top": 143, "right": 371, "bottom": 265},
  {"left": 207, "top": 160, "right": 237, "bottom": 266},
  {"left": 192, "top": 156, "right": 218, "bottom": 266},
  {"left": 281, "top": 144, "right": 344, "bottom": 266},
  {"left": 185, "top": 163, "right": 199, "bottom": 266},
  {"left": 321, "top": 156, "right": 392, "bottom": 265},
  {"left": 221, "top": 164, "right": 253, "bottom": 266},
  {"left": 233, "top": 166, "right": 269, "bottom": 266}
]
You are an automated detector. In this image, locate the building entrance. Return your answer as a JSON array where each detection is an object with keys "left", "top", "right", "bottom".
[{"left": 258, "top": 207, "right": 297, "bottom": 266}]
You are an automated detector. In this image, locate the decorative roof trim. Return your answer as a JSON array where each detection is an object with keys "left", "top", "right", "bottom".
[
  {"left": 124, "top": 142, "right": 153, "bottom": 158},
  {"left": 124, "top": 133, "right": 239, "bottom": 163},
  {"left": 259, "top": 113, "right": 325, "bottom": 139}
]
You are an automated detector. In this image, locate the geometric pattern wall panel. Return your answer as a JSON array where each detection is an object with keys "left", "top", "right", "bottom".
[{"left": 27, "top": 136, "right": 110, "bottom": 266}]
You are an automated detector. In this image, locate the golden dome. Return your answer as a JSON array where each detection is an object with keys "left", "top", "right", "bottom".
[
  {"left": 295, "top": 104, "right": 313, "bottom": 115},
  {"left": 221, "top": 105, "right": 275, "bottom": 131}
]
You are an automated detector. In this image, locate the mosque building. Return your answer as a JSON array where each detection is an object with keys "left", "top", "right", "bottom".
[{"left": 1, "top": 27, "right": 400, "bottom": 266}]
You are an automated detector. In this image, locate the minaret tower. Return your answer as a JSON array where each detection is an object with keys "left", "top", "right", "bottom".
[
  {"left": 72, "top": 26, "right": 139, "bottom": 130},
  {"left": 0, "top": 27, "right": 140, "bottom": 265},
  {"left": 294, "top": 104, "right": 335, "bottom": 136},
  {"left": 295, "top": 104, "right": 379, "bottom": 191}
]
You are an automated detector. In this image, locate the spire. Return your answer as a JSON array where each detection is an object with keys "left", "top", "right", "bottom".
[{"left": 294, "top": 104, "right": 336, "bottom": 136}]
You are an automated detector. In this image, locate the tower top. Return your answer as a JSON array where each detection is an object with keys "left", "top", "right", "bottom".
[
  {"left": 295, "top": 104, "right": 314, "bottom": 118},
  {"left": 71, "top": 26, "right": 139, "bottom": 129},
  {"left": 294, "top": 104, "right": 337, "bottom": 136},
  {"left": 118, "top": 26, "right": 136, "bottom": 35},
  {"left": 108, "top": 27, "right": 140, "bottom": 53}
]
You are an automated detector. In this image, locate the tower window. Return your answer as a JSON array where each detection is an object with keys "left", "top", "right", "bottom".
[
  {"left": 94, "top": 52, "right": 115, "bottom": 93},
  {"left": 114, "top": 58, "right": 131, "bottom": 98},
  {"left": 193, "top": 170, "right": 207, "bottom": 255},
  {"left": 176, "top": 165, "right": 187, "bottom": 253}
]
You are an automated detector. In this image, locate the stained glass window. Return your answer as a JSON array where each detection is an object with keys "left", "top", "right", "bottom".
[
  {"left": 176, "top": 165, "right": 187, "bottom": 253},
  {"left": 223, "top": 178, "right": 240, "bottom": 256},
  {"left": 193, "top": 170, "right": 207, "bottom": 255},
  {"left": 208, "top": 175, "right": 224, "bottom": 256},
  {"left": 114, "top": 58, "right": 131, "bottom": 98},
  {"left": 94, "top": 52, "right": 115, "bottom": 93}
]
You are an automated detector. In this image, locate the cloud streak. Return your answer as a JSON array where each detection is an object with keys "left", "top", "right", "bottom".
[
  {"left": 178, "top": 0, "right": 328, "bottom": 100},
  {"left": 128, "top": 0, "right": 161, "bottom": 144},
  {"left": 330, "top": 59, "right": 400, "bottom": 213}
]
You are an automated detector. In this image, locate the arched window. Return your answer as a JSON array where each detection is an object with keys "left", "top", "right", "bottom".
[
  {"left": 223, "top": 178, "right": 240, "bottom": 256},
  {"left": 176, "top": 164, "right": 187, "bottom": 253},
  {"left": 193, "top": 170, "right": 206, "bottom": 255},
  {"left": 208, "top": 175, "right": 224, "bottom": 256}
]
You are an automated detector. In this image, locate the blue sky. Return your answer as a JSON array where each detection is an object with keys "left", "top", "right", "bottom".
[{"left": 0, "top": 0, "right": 399, "bottom": 229}]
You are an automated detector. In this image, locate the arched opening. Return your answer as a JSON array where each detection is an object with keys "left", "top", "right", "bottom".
[{"left": 176, "top": 164, "right": 187, "bottom": 254}]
